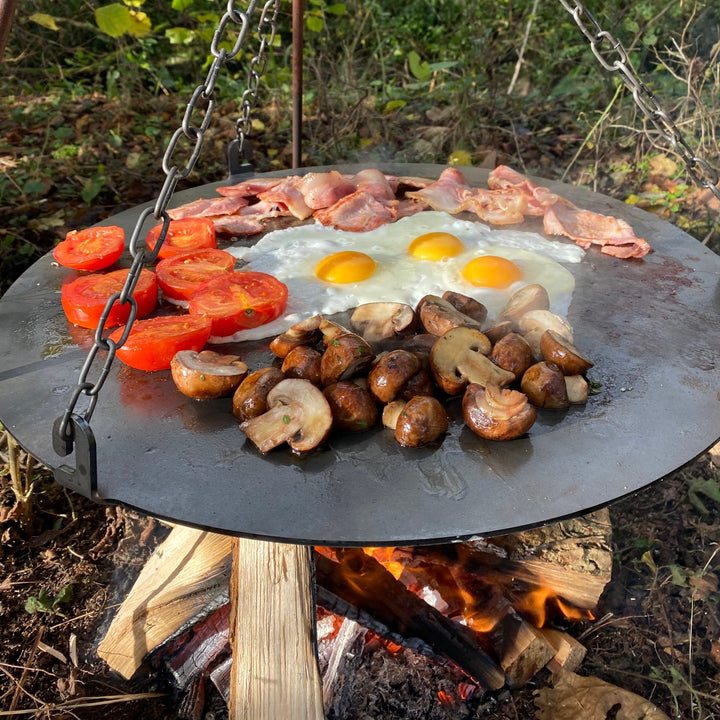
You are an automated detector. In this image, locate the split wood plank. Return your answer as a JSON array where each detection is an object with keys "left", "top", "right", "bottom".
[
  {"left": 97, "top": 525, "right": 233, "bottom": 680},
  {"left": 228, "top": 538, "right": 324, "bottom": 720}
]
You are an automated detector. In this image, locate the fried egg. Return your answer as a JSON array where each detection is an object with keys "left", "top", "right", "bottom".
[{"left": 226, "top": 211, "right": 584, "bottom": 341}]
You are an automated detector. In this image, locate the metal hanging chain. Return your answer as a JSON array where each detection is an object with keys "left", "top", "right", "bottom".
[
  {"left": 54, "top": 0, "right": 280, "bottom": 454},
  {"left": 558, "top": 0, "right": 720, "bottom": 203}
]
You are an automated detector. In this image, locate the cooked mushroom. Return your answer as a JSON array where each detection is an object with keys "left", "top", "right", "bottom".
[
  {"left": 520, "top": 361, "right": 570, "bottom": 409},
  {"left": 319, "top": 332, "right": 374, "bottom": 386},
  {"left": 394, "top": 396, "right": 449, "bottom": 447},
  {"left": 400, "top": 332, "right": 438, "bottom": 355},
  {"left": 417, "top": 294, "right": 483, "bottom": 336},
  {"left": 368, "top": 349, "right": 422, "bottom": 403},
  {"left": 350, "top": 302, "right": 417, "bottom": 343},
  {"left": 463, "top": 383, "right": 537, "bottom": 441},
  {"left": 269, "top": 315, "right": 323, "bottom": 358},
  {"left": 232, "top": 366, "right": 285, "bottom": 422},
  {"left": 239, "top": 378, "right": 333, "bottom": 454},
  {"left": 489, "top": 332, "right": 534, "bottom": 380},
  {"left": 517, "top": 309, "right": 574, "bottom": 343},
  {"left": 399, "top": 367, "right": 436, "bottom": 401},
  {"left": 382, "top": 399, "right": 406, "bottom": 429},
  {"left": 323, "top": 381, "right": 379, "bottom": 432},
  {"left": 482, "top": 320, "right": 514, "bottom": 345},
  {"left": 318, "top": 317, "right": 351, "bottom": 347},
  {"left": 500, "top": 284, "right": 550, "bottom": 327},
  {"left": 170, "top": 350, "right": 249, "bottom": 400},
  {"left": 565, "top": 374, "right": 589, "bottom": 404},
  {"left": 540, "top": 330, "right": 594, "bottom": 375},
  {"left": 281, "top": 345, "right": 322, "bottom": 386},
  {"left": 441, "top": 291, "right": 488, "bottom": 325},
  {"left": 429, "top": 326, "right": 513, "bottom": 395}
]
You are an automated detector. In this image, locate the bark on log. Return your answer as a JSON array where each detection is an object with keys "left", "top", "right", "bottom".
[{"left": 228, "top": 538, "right": 324, "bottom": 720}]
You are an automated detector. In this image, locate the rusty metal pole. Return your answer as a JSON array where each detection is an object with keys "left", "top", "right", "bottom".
[
  {"left": 0, "top": 0, "right": 19, "bottom": 59},
  {"left": 292, "top": 0, "right": 303, "bottom": 168}
]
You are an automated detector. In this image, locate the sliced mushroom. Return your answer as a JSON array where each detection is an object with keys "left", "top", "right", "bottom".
[
  {"left": 417, "top": 294, "right": 483, "bottom": 336},
  {"left": 540, "top": 330, "right": 594, "bottom": 375},
  {"left": 441, "top": 291, "right": 488, "bottom": 325},
  {"left": 350, "top": 302, "right": 417, "bottom": 343},
  {"left": 232, "top": 366, "right": 285, "bottom": 422},
  {"left": 463, "top": 383, "right": 537, "bottom": 441},
  {"left": 489, "top": 332, "right": 534, "bottom": 380},
  {"left": 500, "top": 284, "right": 550, "bottom": 327},
  {"left": 281, "top": 345, "right": 322, "bottom": 386},
  {"left": 323, "top": 381, "right": 379, "bottom": 432},
  {"left": 269, "top": 315, "right": 323, "bottom": 358},
  {"left": 318, "top": 317, "right": 351, "bottom": 347},
  {"left": 382, "top": 399, "right": 407, "bottom": 429},
  {"left": 239, "top": 378, "right": 332, "bottom": 454},
  {"left": 319, "top": 332, "right": 374, "bottom": 386},
  {"left": 482, "top": 320, "right": 514, "bottom": 345},
  {"left": 565, "top": 374, "right": 589, "bottom": 404},
  {"left": 368, "top": 349, "right": 422, "bottom": 403},
  {"left": 429, "top": 326, "right": 512, "bottom": 395},
  {"left": 517, "top": 309, "right": 574, "bottom": 343},
  {"left": 520, "top": 361, "right": 570, "bottom": 409},
  {"left": 171, "top": 350, "right": 249, "bottom": 400},
  {"left": 394, "top": 396, "right": 449, "bottom": 447}
]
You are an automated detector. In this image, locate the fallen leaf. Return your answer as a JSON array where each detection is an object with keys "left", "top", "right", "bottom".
[{"left": 534, "top": 670, "right": 670, "bottom": 720}]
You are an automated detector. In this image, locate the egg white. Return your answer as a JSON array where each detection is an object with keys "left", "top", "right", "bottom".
[{"left": 224, "top": 211, "right": 584, "bottom": 342}]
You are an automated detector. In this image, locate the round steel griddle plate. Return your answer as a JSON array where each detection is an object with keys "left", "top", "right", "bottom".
[{"left": 1, "top": 164, "right": 719, "bottom": 546}]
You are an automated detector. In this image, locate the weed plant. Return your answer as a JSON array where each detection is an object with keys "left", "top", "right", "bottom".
[{"left": 1, "top": 0, "right": 718, "bottom": 291}]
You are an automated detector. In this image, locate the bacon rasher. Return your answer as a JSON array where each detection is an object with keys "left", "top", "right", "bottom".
[
  {"left": 168, "top": 195, "right": 249, "bottom": 220},
  {"left": 405, "top": 167, "right": 476, "bottom": 213},
  {"left": 314, "top": 190, "right": 397, "bottom": 232}
]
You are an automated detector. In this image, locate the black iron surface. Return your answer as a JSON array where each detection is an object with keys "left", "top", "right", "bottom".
[{"left": 1, "top": 164, "right": 718, "bottom": 545}]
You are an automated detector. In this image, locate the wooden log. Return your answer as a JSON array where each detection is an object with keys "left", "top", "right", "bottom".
[
  {"left": 228, "top": 538, "right": 324, "bottom": 720},
  {"left": 537, "top": 628, "right": 587, "bottom": 674},
  {"left": 97, "top": 525, "right": 233, "bottom": 679}
]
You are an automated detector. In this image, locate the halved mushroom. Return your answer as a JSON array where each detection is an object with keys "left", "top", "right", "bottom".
[
  {"left": 368, "top": 349, "right": 422, "bottom": 403},
  {"left": 350, "top": 302, "right": 417, "bottom": 344},
  {"left": 489, "top": 332, "right": 534, "bottom": 380},
  {"left": 540, "top": 330, "right": 594, "bottom": 375},
  {"left": 565, "top": 374, "right": 589, "bottom": 404},
  {"left": 382, "top": 399, "right": 406, "bottom": 430},
  {"left": 520, "top": 361, "right": 570, "bottom": 409},
  {"left": 517, "top": 309, "right": 574, "bottom": 343},
  {"left": 232, "top": 366, "right": 285, "bottom": 422},
  {"left": 393, "top": 396, "right": 449, "bottom": 447},
  {"left": 417, "top": 294, "right": 483, "bottom": 336},
  {"left": 500, "top": 284, "right": 550, "bottom": 327},
  {"left": 482, "top": 320, "right": 514, "bottom": 345},
  {"left": 269, "top": 315, "right": 323, "bottom": 358},
  {"left": 429, "top": 326, "right": 513, "bottom": 395},
  {"left": 323, "top": 381, "right": 379, "bottom": 432},
  {"left": 441, "top": 291, "right": 488, "bottom": 325},
  {"left": 239, "top": 378, "right": 333, "bottom": 454},
  {"left": 319, "top": 332, "right": 374, "bottom": 386},
  {"left": 281, "top": 345, "right": 322, "bottom": 386},
  {"left": 171, "top": 350, "right": 249, "bottom": 400},
  {"left": 318, "top": 317, "right": 351, "bottom": 347},
  {"left": 463, "top": 383, "right": 537, "bottom": 441}
]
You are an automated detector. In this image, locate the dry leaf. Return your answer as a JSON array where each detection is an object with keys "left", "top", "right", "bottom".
[{"left": 534, "top": 670, "right": 670, "bottom": 720}]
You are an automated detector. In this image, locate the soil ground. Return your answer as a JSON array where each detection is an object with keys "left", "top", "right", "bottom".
[{"left": 1, "top": 91, "right": 720, "bottom": 719}]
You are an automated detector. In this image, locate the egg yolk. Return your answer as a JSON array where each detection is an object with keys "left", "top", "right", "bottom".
[
  {"left": 408, "top": 232, "right": 465, "bottom": 261},
  {"left": 462, "top": 255, "right": 523, "bottom": 288},
  {"left": 315, "top": 251, "right": 376, "bottom": 283}
]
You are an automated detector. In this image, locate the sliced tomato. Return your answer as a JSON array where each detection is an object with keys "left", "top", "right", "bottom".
[
  {"left": 188, "top": 271, "right": 288, "bottom": 338},
  {"left": 156, "top": 248, "right": 236, "bottom": 303},
  {"left": 53, "top": 226, "right": 125, "bottom": 271},
  {"left": 145, "top": 217, "right": 217, "bottom": 259},
  {"left": 109, "top": 315, "right": 212, "bottom": 372},
  {"left": 62, "top": 268, "right": 158, "bottom": 329}
]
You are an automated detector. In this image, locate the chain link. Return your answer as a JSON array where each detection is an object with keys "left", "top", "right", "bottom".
[
  {"left": 558, "top": 0, "right": 720, "bottom": 201},
  {"left": 55, "top": 0, "right": 276, "bottom": 450},
  {"left": 236, "top": 0, "right": 281, "bottom": 153}
]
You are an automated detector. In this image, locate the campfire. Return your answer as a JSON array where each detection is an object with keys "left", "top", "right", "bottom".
[{"left": 97, "top": 509, "right": 612, "bottom": 719}]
